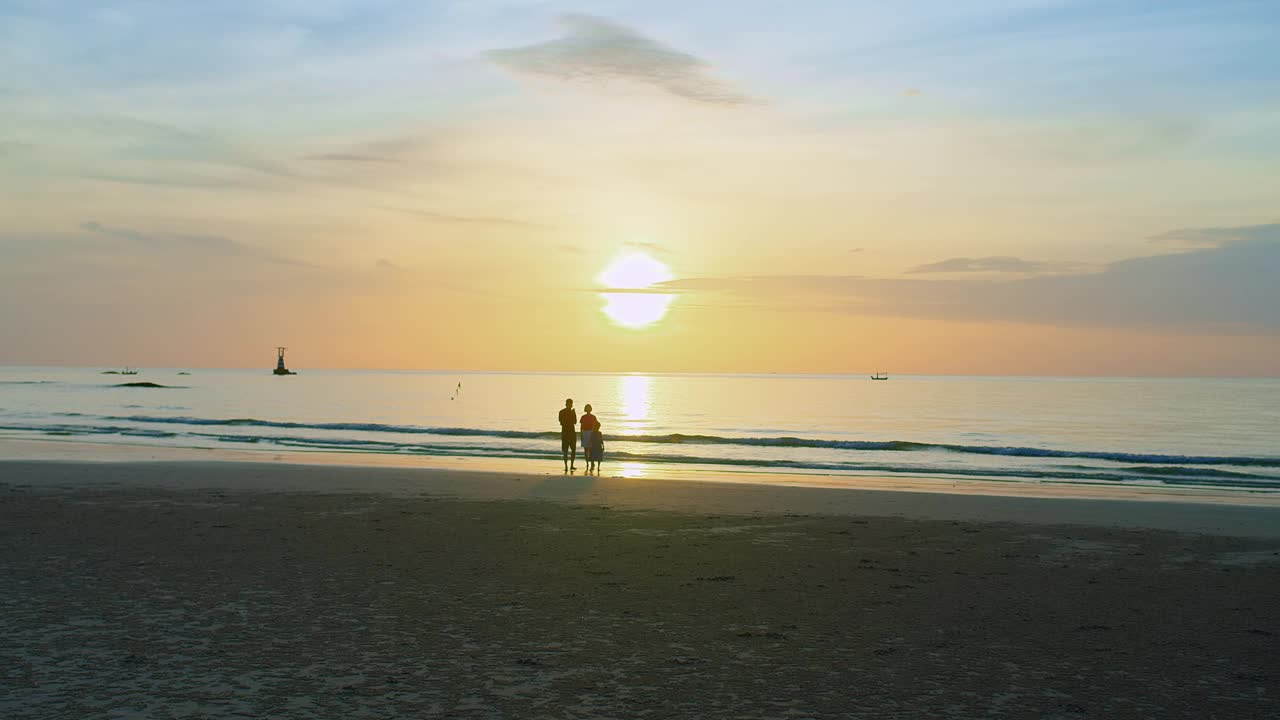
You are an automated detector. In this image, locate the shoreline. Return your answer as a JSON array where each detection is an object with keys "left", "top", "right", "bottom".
[
  {"left": 4, "top": 454, "right": 1280, "bottom": 538},
  {"left": 4, "top": 413, "right": 1279, "bottom": 501},
  {"left": 4, "top": 435, "right": 1279, "bottom": 503}
]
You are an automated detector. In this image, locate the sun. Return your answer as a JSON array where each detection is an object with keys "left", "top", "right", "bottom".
[
  {"left": 596, "top": 253, "right": 673, "bottom": 289},
  {"left": 597, "top": 253, "right": 676, "bottom": 328},
  {"left": 599, "top": 293, "right": 675, "bottom": 328}
]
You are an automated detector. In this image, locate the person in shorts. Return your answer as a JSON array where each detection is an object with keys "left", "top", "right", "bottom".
[{"left": 558, "top": 398, "right": 577, "bottom": 471}]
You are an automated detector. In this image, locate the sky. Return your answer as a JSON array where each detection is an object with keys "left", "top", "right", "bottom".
[{"left": 1, "top": 0, "right": 1278, "bottom": 375}]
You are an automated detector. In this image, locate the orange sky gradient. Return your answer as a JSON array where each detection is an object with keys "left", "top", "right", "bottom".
[{"left": 1, "top": 3, "right": 1277, "bottom": 376}]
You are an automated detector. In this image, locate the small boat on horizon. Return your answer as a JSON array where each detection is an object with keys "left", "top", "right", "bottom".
[
  {"left": 871, "top": 371, "right": 888, "bottom": 380},
  {"left": 102, "top": 366, "right": 139, "bottom": 375}
]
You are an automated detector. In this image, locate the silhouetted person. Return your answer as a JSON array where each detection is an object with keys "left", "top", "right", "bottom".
[
  {"left": 580, "top": 403, "right": 599, "bottom": 465},
  {"left": 587, "top": 424, "right": 605, "bottom": 474},
  {"left": 558, "top": 398, "right": 577, "bottom": 471}
]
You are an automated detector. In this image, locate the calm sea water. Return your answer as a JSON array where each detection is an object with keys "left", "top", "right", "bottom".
[{"left": 2, "top": 366, "right": 1278, "bottom": 492}]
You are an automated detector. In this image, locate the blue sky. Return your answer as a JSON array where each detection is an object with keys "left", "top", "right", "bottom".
[{"left": 1, "top": 1, "right": 1277, "bottom": 372}]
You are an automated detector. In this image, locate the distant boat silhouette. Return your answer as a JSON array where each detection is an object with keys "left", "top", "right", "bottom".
[
  {"left": 273, "top": 347, "right": 297, "bottom": 376},
  {"left": 103, "top": 366, "right": 138, "bottom": 375},
  {"left": 870, "top": 371, "right": 888, "bottom": 380}
]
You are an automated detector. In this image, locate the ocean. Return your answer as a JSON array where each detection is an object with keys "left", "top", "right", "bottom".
[{"left": 2, "top": 366, "right": 1278, "bottom": 494}]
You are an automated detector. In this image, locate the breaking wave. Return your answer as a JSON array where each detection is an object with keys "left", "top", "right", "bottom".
[{"left": 83, "top": 414, "right": 1280, "bottom": 469}]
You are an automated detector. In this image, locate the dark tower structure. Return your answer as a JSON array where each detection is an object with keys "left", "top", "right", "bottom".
[{"left": 273, "top": 347, "right": 296, "bottom": 375}]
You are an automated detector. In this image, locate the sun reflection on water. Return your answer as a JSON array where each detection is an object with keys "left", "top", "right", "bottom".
[
  {"left": 615, "top": 461, "right": 648, "bottom": 478},
  {"left": 616, "top": 374, "right": 651, "bottom": 436}
]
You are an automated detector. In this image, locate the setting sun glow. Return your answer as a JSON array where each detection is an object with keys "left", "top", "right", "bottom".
[
  {"left": 597, "top": 253, "right": 676, "bottom": 329},
  {"left": 597, "top": 253, "right": 673, "bottom": 289}
]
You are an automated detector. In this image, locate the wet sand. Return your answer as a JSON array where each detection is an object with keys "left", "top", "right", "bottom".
[{"left": 1, "top": 461, "right": 1278, "bottom": 718}]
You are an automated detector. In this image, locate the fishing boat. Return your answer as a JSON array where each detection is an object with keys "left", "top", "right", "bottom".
[
  {"left": 273, "top": 347, "right": 297, "bottom": 376},
  {"left": 870, "top": 371, "right": 888, "bottom": 380}
]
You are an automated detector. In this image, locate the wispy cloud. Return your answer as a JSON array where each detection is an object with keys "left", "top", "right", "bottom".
[
  {"left": 488, "top": 14, "right": 758, "bottom": 106},
  {"left": 83, "top": 221, "right": 236, "bottom": 251},
  {"left": 81, "top": 171, "right": 276, "bottom": 191},
  {"left": 907, "top": 256, "right": 1082, "bottom": 274},
  {"left": 381, "top": 206, "right": 545, "bottom": 229},
  {"left": 81, "top": 114, "right": 205, "bottom": 143},
  {"left": 623, "top": 240, "right": 668, "bottom": 254},
  {"left": 1147, "top": 224, "right": 1279, "bottom": 248},
  {"left": 348, "top": 137, "right": 431, "bottom": 162},
  {"left": 63, "top": 115, "right": 457, "bottom": 199},
  {"left": 305, "top": 153, "right": 397, "bottom": 164},
  {"left": 80, "top": 221, "right": 315, "bottom": 267},
  {"left": 662, "top": 225, "right": 1280, "bottom": 333},
  {"left": 0, "top": 141, "right": 35, "bottom": 156},
  {"left": 58, "top": 113, "right": 303, "bottom": 189},
  {"left": 986, "top": 118, "right": 1199, "bottom": 164}
]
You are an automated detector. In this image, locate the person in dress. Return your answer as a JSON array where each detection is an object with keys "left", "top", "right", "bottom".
[{"left": 580, "top": 404, "right": 599, "bottom": 466}]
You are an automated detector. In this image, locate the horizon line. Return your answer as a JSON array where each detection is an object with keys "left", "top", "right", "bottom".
[{"left": 1, "top": 363, "right": 1276, "bottom": 381}]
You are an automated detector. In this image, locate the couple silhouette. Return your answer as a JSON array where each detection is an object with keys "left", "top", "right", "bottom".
[{"left": 557, "top": 398, "right": 605, "bottom": 473}]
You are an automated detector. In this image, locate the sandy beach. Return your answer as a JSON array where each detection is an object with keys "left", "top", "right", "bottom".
[
  {"left": 2, "top": 460, "right": 1278, "bottom": 719},
  {"left": 8, "top": 1, "right": 1278, "bottom": 717}
]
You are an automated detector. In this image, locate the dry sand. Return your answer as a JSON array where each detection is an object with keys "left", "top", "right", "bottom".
[{"left": 1, "top": 460, "right": 1278, "bottom": 718}]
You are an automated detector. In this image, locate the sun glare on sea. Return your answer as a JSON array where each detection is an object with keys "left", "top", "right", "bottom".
[
  {"left": 616, "top": 374, "right": 651, "bottom": 435},
  {"left": 597, "top": 253, "right": 676, "bottom": 329}
]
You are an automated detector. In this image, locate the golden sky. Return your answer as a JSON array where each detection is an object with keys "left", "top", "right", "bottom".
[{"left": 1, "top": 3, "right": 1277, "bottom": 375}]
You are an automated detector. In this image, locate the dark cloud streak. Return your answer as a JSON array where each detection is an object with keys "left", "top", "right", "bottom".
[
  {"left": 306, "top": 153, "right": 397, "bottom": 163},
  {"left": 660, "top": 225, "right": 1280, "bottom": 333},
  {"left": 907, "top": 256, "right": 1082, "bottom": 274},
  {"left": 1148, "top": 224, "right": 1279, "bottom": 248}
]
